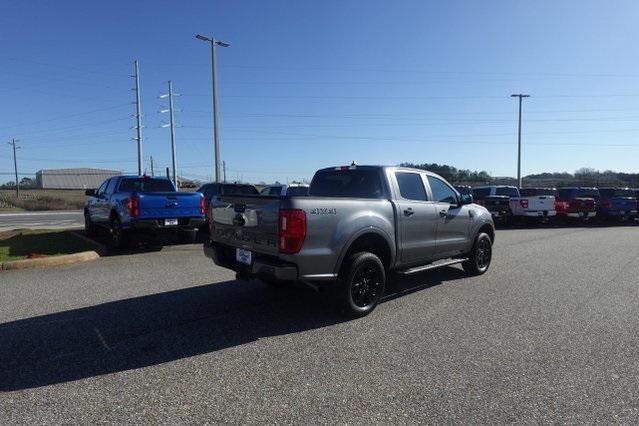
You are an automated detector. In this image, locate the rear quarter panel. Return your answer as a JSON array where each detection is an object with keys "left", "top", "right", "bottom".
[{"left": 283, "top": 197, "right": 396, "bottom": 280}]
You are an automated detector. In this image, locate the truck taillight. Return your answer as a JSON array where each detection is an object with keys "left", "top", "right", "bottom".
[
  {"left": 199, "top": 195, "right": 206, "bottom": 216},
  {"left": 279, "top": 209, "right": 306, "bottom": 254},
  {"left": 520, "top": 199, "right": 529, "bottom": 209},
  {"left": 555, "top": 200, "right": 568, "bottom": 212},
  {"left": 127, "top": 195, "right": 140, "bottom": 218}
]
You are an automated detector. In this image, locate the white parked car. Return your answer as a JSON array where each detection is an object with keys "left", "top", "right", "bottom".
[{"left": 260, "top": 183, "right": 309, "bottom": 197}]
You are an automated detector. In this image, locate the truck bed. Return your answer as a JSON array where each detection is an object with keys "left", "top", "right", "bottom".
[{"left": 209, "top": 194, "right": 396, "bottom": 280}]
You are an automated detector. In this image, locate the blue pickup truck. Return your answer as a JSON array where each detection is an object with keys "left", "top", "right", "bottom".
[
  {"left": 596, "top": 187, "right": 638, "bottom": 221},
  {"left": 84, "top": 176, "right": 205, "bottom": 248}
]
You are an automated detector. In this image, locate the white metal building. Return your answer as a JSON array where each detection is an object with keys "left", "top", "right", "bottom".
[{"left": 35, "top": 168, "right": 122, "bottom": 189}]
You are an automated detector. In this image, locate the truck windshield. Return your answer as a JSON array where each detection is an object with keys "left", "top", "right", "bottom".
[
  {"left": 574, "top": 189, "right": 599, "bottom": 198},
  {"left": 119, "top": 178, "right": 175, "bottom": 193},
  {"left": 471, "top": 188, "right": 491, "bottom": 199},
  {"left": 600, "top": 188, "right": 634, "bottom": 197},
  {"left": 286, "top": 186, "right": 309, "bottom": 196},
  {"left": 495, "top": 187, "right": 520, "bottom": 197},
  {"left": 221, "top": 184, "right": 258, "bottom": 195},
  {"left": 309, "top": 169, "right": 384, "bottom": 198},
  {"left": 520, "top": 188, "right": 556, "bottom": 196}
]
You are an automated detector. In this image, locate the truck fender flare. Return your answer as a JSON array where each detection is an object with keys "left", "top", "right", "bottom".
[{"left": 333, "top": 227, "right": 396, "bottom": 276}]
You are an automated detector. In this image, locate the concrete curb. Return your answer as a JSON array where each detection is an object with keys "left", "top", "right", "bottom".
[{"left": 1, "top": 251, "right": 100, "bottom": 271}]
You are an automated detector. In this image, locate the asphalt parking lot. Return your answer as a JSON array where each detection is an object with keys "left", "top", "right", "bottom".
[{"left": 2, "top": 226, "right": 639, "bottom": 423}]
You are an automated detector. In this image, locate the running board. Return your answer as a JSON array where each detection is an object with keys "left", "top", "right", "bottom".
[{"left": 397, "top": 258, "right": 469, "bottom": 275}]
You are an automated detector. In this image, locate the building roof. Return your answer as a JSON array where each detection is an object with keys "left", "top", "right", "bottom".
[{"left": 36, "top": 168, "right": 121, "bottom": 174}]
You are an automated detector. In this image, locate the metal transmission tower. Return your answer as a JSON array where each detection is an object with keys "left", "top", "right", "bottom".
[
  {"left": 160, "top": 81, "right": 180, "bottom": 189},
  {"left": 511, "top": 94, "right": 530, "bottom": 189},
  {"left": 132, "top": 60, "right": 144, "bottom": 176},
  {"left": 195, "top": 34, "right": 230, "bottom": 183},
  {"left": 8, "top": 138, "right": 20, "bottom": 198}
]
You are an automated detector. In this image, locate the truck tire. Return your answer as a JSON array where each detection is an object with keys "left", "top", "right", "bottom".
[
  {"left": 84, "top": 212, "right": 96, "bottom": 237},
  {"left": 462, "top": 232, "right": 492, "bottom": 275},
  {"left": 109, "top": 216, "right": 130, "bottom": 250},
  {"left": 335, "top": 252, "right": 386, "bottom": 318},
  {"left": 178, "top": 229, "right": 197, "bottom": 244}
]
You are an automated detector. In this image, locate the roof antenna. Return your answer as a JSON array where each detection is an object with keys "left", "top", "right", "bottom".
[{"left": 351, "top": 161, "right": 357, "bottom": 166}]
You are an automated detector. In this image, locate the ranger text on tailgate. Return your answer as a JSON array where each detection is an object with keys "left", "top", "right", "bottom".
[
  {"left": 85, "top": 176, "right": 205, "bottom": 248},
  {"left": 204, "top": 165, "right": 495, "bottom": 317}
]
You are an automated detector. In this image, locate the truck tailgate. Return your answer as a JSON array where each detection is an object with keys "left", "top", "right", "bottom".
[
  {"left": 138, "top": 192, "right": 202, "bottom": 218},
  {"left": 527, "top": 196, "right": 555, "bottom": 211},
  {"left": 610, "top": 197, "right": 637, "bottom": 212},
  {"left": 210, "top": 195, "right": 280, "bottom": 256},
  {"left": 484, "top": 195, "right": 510, "bottom": 212}
]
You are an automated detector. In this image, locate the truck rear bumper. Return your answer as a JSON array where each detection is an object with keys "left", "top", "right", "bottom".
[
  {"left": 520, "top": 210, "right": 557, "bottom": 217},
  {"left": 204, "top": 241, "right": 298, "bottom": 281},
  {"left": 599, "top": 210, "right": 637, "bottom": 217},
  {"left": 563, "top": 212, "right": 597, "bottom": 218},
  {"left": 130, "top": 217, "right": 205, "bottom": 230}
]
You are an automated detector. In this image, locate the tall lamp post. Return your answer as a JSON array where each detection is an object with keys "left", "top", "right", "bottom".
[
  {"left": 511, "top": 94, "right": 530, "bottom": 189},
  {"left": 195, "top": 34, "right": 230, "bottom": 183}
]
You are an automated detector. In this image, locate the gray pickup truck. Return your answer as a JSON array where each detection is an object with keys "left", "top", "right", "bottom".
[{"left": 204, "top": 165, "right": 495, "bottom": 317}]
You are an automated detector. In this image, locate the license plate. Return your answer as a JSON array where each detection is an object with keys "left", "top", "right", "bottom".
[
  {"left": 537, "top": 212, "right": 543, "bottom": 216},
  {"left": 236, "top": 248, "right": 252, "bottom": 265},
  {"left": 620, "top": 211, "right": 626, "bottom": 215},
  {"left": 165, "top": 218, "right": 178, "bottom": 226}
]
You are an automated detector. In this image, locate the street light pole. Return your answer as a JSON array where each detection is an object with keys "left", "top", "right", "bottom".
[
  {"left": 511, "top": 94, "right": 530, "bottom": 189},
  {"left": 196, "top": 34, "right": 230, "bottom": 183},
  {"left": 133, "top": 60, "right": 143, "bottom": 176},
  {"left": 8, "top": 138, "right": 20, "bottom": 198}
]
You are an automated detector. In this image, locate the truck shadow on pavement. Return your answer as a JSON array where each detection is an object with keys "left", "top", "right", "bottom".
[{"left": 0, "top": 267, "right": 466, "bottom": 391}]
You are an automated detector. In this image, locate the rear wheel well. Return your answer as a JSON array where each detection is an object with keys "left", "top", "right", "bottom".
[
  {"left": 342, "top": 233, "right": 392, "bottom": 273},
  {"left": 477, "top": 223, "right": 494, "bottom": 243}
]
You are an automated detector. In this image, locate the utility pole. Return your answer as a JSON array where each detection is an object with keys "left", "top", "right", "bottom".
[
  {"left": 150, "top": 156, "right": 155, "bottom": 177},
  {"left": 132, "top": 60, "right": 144, "bottom": 176},
  {"left": 511, "top": 94, "right": 530, "bottom": 188},
  {"left": 195, "top": 34, "right": 230, "bottom": 182},
  {"left": 160, "top": 81, "right": 179, "bottom": 189},
  {"left": 8, "top": 139, "right": 20, "bottom": 198},
  {"left": 223, "top": 160, "right": 226, "bottom": 183}
]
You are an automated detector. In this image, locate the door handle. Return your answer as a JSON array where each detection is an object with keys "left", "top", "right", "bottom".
[
  {"left": 439, "top": 210, "right": 448, "bottom": 218},
  {"left": 403, "top": 208, "right": 414, "bottom": 217}
]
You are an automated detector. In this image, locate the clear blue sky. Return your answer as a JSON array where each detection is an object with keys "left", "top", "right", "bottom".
[{"left": 1, "top": 0, "right": 638, "bottom": 184}]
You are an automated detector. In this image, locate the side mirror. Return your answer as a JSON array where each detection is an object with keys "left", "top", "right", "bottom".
[
  {"left": 85, "top": 189, "right": 96, "bottom": 196},
  {"left": 460, "top": 193, "right": 473, "bottom": 205}
]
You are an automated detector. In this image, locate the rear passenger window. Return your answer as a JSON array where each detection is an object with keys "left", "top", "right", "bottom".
[
  {"left": 427, "top": 176, "right": 457, "bottom": 204},
  {"left": 269, "top": 186, "right": 282, "bottom": 196},
  {"left": 396, "top": 173, "right": 428, "bottom": 201}
]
